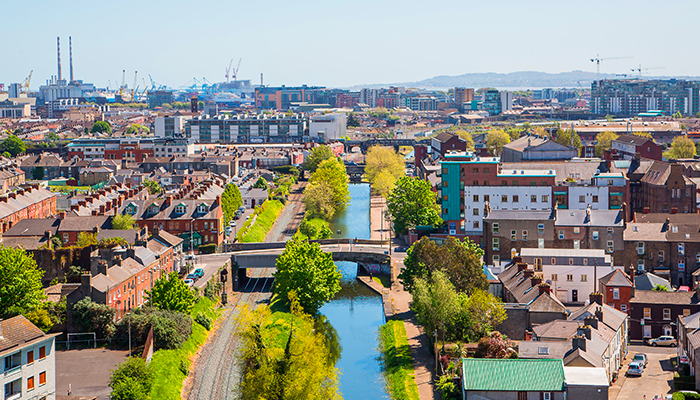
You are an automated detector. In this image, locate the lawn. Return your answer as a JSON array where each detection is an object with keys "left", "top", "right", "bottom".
[
  {"left": 379, "top": 320, "right": 420, "bottom": 400},
  {"left": 373, "top": 275, "right": 392, "bottom": 288},
  {"left": 148, "top": 296, "right": 221, "bottom": 398},
  {"left": 239, "top": 199, "right": 284, "bottom": 242}
]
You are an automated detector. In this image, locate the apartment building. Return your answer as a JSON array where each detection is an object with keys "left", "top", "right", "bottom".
[
  {"left": 590, "top": 79, "right": 700, "bottom": 116},
  {"left": 184, "top": 114, "right": 307, "bottom": 143},
  {"left": 255, "top": 85, "right": 323, "bottom": 110}
]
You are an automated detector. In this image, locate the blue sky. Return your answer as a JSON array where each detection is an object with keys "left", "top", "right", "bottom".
[{"left": 2, "top": 0, "right": 698, "bottom": 90}]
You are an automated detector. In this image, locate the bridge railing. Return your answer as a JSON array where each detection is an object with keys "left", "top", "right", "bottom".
[{"left": 224, "top": 238, "right": 391, "bottom": 252}]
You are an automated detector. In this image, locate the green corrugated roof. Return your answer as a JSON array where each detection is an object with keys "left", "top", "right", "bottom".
[{"left": 462, "top": 359, "right": 565, "bottom": 392}]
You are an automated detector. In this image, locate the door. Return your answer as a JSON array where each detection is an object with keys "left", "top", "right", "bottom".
[
  {"left": 517, "top": 392, "right": 527, "bottom": 400},
  {"left": 572, "top": 290, "right": 578, "bottom": 302},
  {"left": 664, "top": 325, "right": 673, "bottom": 336}
]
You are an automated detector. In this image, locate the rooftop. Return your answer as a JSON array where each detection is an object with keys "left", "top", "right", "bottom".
[{"left": 461, "top": 358, "right": 565, "bottom": 392}]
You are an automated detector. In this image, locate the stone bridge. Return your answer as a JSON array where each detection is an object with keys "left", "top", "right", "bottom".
[{"left": 344, "top": 138, "right": 417, "bottom": 153}]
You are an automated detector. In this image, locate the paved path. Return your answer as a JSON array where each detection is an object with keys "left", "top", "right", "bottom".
[
  {"left": 612, "top": 345, "right": 676, "bottom": 400},
  {"left": 265, "top": 181, "right": 306, "bottom": 242},
  {"left": 370, "top": 194, "right": 388, "bottom": 241}
]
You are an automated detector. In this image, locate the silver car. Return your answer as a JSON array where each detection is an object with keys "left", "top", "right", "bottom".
[
  {"left": 647, "top": 336, "right": 677, "bottom": 347},
  {"left": 626, "top": 361, "right": 644, "bottom": 377}
]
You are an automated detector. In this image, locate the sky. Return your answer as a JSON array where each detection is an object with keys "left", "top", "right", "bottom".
[{"left": 2, "top": 0, "right": 699, "bottom": 90}]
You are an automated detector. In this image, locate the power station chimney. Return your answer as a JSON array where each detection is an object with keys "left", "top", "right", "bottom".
[
  {"left": 69, "top": 36, "right": 74, "bottom": 83},
  {"left": 57, "top": 37, "right": 62, "bottom": 81}
]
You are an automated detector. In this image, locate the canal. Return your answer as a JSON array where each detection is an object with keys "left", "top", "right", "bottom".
[{"left": 321, "top": 183, "right": 389, "bottom": 399}]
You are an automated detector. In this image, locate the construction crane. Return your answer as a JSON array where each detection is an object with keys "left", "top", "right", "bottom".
[
  {"left": 225, "top": 59, "right": 234, "bottom": 83},
  {"left": 631, "top": 65, "right": 665, "bottom": 78},
  {"left": 21, "top": 70, "right": 33, "bottom": 94},
  {"left": 232, "top": 58, "right": 242, "bottom": 84},
  {"left": 119, "top": 70, "right": 126, "bottom": 96},
  {"left": 131, "top": 71, "right": 138, "bottom": 101},
  {"left": 108, "top": 79, "right": 112, "bottom": 91},
  {"left": 590, "top": 54, "right": 632, "bottom": 82}
]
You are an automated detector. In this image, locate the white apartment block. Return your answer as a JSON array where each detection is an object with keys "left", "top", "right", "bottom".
[{"left": 465, "top": 186, "right": 552, "bottom": 233}]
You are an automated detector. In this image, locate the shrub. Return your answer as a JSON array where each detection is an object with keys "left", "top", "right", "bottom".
[
  {"left": 109, "top": 357, "right": 153, "bottom": 400},
  {"left": 116, "top": 309, "right": 193, "bottom": 350},
  {"left": 203, "top": 278, "right": 222, "bottom": 301},
  {"left": 437, "top": 375, "right": 459, "bottom": 400},
  {"left": 72, "top": 298, "right": 116, "bottom": 339},
  {"left": 198, "top": 243, "right": 217, "bottom": 254},
  {"left": 195, "top": 312, "right": 212, "bottom": 330},
  {"left": 24, "top": 308, "right": 54, "bottom": 332}
]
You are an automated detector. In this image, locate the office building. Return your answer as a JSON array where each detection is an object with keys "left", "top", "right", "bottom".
[
  {"left": 255, "top": 85, "right": 324, "bottom": 110},
  {"left": 309, "top": 113, "right": 346, "bottom": 141},
  {"left": 482, "top": 90, "right": 513, "bottom": 115}
]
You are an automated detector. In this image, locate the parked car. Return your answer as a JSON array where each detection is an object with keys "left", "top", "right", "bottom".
[
  {"left": 394, "top": 246, "right": 408, "bottom": 252},
  {"left": 193, "top": 268, "right": 204, "bottom": 278},
  {"left": 632, "top": 353, "right": 648, "bottom": 368},
  {"left": 626, "top": 361, "right": 644, "bottom": 377},
  {"left": 184, "top": 278, "right": 195, "bottom": 287},
  {"left": 647, "top": 336, "right": 677, "bottom": 347},
  {"left": 186, "top": 273, "right": 198, "bottom": 281}
]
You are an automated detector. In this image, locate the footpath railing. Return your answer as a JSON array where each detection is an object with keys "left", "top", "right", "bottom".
[{"left": 223, "top": 238, "right": 390, "bottom": 252}]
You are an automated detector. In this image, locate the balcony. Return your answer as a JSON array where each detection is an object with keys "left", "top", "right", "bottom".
[{"left": 4, "top": 365, "right": 21, "bottom": 377}]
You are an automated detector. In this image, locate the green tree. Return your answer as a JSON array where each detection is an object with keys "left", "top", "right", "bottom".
[
  {"left": 386, "top": 176, "right": 442, "bottom": 235},
  {"left": 652, "top": 284, "right": 670, "bottom": 292},
  {"left": 665, "top": 136, "right": 697, "bottom": 159},
  {"left": 412, "top": 270, "right": 460, "bottom": 343},
  {"left": 594, "top": 131, "right": 619, "bottom": 158},
  {"left": 631, "top": 131, "right": 652, "bottom": 138},
  {"left": 111, "top": 213, "right": 135, "bottom": 230},
  {"left": 238, "top": 295, "right": 341, "bottom": 400},
  {"left": 303, "top": 180, "right": 338, "bottom": 220},
  {"left": 365, "top": 146, "right": 405, "bottom": 197},
  {"left": 0, "top": 135, "right": 26, "bottom": 157},
  {"left": 221, "top": 183, "right": 243, "bottom": 225},
  {"left": 142, "top": 178, "right": 162, "bottom": 195},
  {"left": 456, "top": 290, "right": 507, "bottom": 341},
  {"left": 1, "top": 151, "right": 10, "bottom": 159},
  {"left": 24, "top": 307, "right": 54, "bottom": 332},
  {"left": 0, "top": 245, "right": 46, "bottom": 317},
  {"left": 307, "top": 158, "right": 349, "bottom": 220},
  {"left": 253, "top": 177, "right": 268, "bottom": 189},
  {"left": 485, "top": 130, "right": 511, "bottom": 156},
  {"left": 272, "top": 237, "right": 341, "bottom": 314},
  {"left": 71, "top": 298, "right": 116, "bottom": 338},
  {"left": 126, "top": 124, "right": 150, "bottom": 135},
  {"left": 455, "top": 130, "right": 475, "bottom": 150},
  {"left": 147, "top": 272, "right": 197, "bottom": 314},
  {"left": 31, "top": 166, "right": 44, "bottom": 180},
  {"left": 554, "top": 128, "right": 582, "bottom": 150},
  {"left": 109, "top": 357, "right": 154, "bottom": 400},
  {"left": 303, "top": 145, "right": 335, "bottom": 173},
  {"left": 347, "top": 112, "right": 360, "bottom": 127},
  {"left": 77, "top": 232, "right": 98, "bottom": 247},
  {"left": 90, "top": 120, "right": 112, "bottom": 134},
  {"left": 400, "top": 236, "right": 488, "bottom": 294},
  {"left": 673, "top": 111, "right": 683, "bottom": 119}
]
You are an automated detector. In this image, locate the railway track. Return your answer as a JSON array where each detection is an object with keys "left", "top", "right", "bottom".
[{"left": 187, "top": 267, "right": 274, "bottom": 400}]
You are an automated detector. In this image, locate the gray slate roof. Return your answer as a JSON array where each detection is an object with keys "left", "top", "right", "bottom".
[
  {"left": 555, "top": 209, "right": 624, "bottom": 227},
  {"left": 599, "top": 269, "right": 633, "bottom": 288}
]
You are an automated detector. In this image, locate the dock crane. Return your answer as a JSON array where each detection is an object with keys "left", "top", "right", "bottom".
[
  {"left": 119, "top": 70, "right": 126, "bottom": 96},
  {"left": 590, "top": 54, "right": 632, "bottom": 82},
  {"left": 131, "top": 71, "right": 138, "bottom": 101},
  {"left": 21, "top": 70, "right": 33, "bottom": 94},
  {"left": 631, "top": 65, "right": 665, "bottom": 78}
]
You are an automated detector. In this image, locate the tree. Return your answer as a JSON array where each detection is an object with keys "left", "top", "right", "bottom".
[
  {"left": 77, "top": 232, "right": 98, "bottom": 247},
  {"left": 71, "top": 298, "right": 116, "bottom": 338},
  {"left": 474, "top": 331, "right": 517, "bottom": 359},
  {"left": 365, "top": 146, "right": 405, "bottom": 197},
  {"left": 400, "top": 236, "right": 488, "bottom": 294},
  {"left": 653, "top": 284, "right": 670, "bottom": 292},
  {"left": 485, "top": 130, "right": 511, "bottom": 156},
  {"left": 412, "top": 270, "right": 461, "bottom": 344},
  {"left": 456, "top": 290, "right": 507, "bottom": 341},
  {"left": 221, "top": 183, "right": 243, "bottom": 225},
  {"left": 306, "top": 158, "right": 349, "bottom": 220},
  {"left": 0, "top": 135, "right": 25, "bottom": 157},
  {"left": 109, "top": 357, "right": 154, "bottom": 400},
  {"left": 386, "top": 176, "right": 442, "bottom": 235},
  {"left": 303, "top": 180, "right": 338, "bottom": 220},
  {"left": 238, "top": 294, "right": 341, "bottom": 400},
  {"left": 1, "top": 151, "right": 10, "bottom": 159},
  {"left": 631, "top": 131, "right": 652, "bottom": 138},
  {"left": 31, "top": 166, "right": 44, "bottom": 180},
  {"left": 126, "top": 124, "right": 150, "bottom": 135},
  {"left": 142, "top": 178, "right": 162, "bottom": 195},
  {"left": 673, "top": 111, "right": 683, "bottom": 119},
  {"left": 111, "top": 213, "right": 135, "bottom": 230},
  {"left": 0, "top": 245, "right": 46, "bottom": 317},
  {"left": 273, "top": 237, "right": 341, "bottom": 314},
  {"left": 90, "top": 121, "right": 112, "bottom": 134},
  {"left": 303, "top": 145, "right": 335, "bottom": 173},
  {"left": 455, "top": 130, "right": 475, "bottom": 150},
  {"left": 347, "top": 112, "right": 360, "bottom": 127},
  {"left": 554, "top": 128, "right": 582, "bottom": 150},
  {"left": 594, "top": 131, "right": 619, "bottom": 158},
  {"left": 147, "top": 272, "right": 196, "bottom": 314},
  {"left": 665, "top": 136, "right": 696, "bottom": 159},
  {"left": 253, "top": 177, "right": 268, "bottom": 189}
]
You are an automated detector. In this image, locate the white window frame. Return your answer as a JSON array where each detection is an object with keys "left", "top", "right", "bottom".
[
  {"left": 558, "top": 230, "right": 564, "bottom": 240},
  {"left": 492, "top": 223, "right": 499, "bottom": 233},
  {"left": 538, "top": 223, "right": 545, "bottom": 234},
  {"left": 522, "top": 230, "right": 528, "bottom": 241},
  {"left": 492, "top": 238, "right": 499, "bottom": 251},
  {"left": 638, "top": 259, "right": 645, "bottom": 271},
  {"left": 638, "top": 242, "right": 644, "bottom": 255},
  {"left": 679, "top": 243, "right": 685, "bottom": 256},
  {"left": 621, "top": 304, "right": 628, "bottom": 313},
  {"left": 593, "top": 231, "right": 599, "bottom": 240},
  {"left": 607, "top": 240, "right": 614, "bottom": 253},
  {"left": 613, "top": 288, "right": 620, "bottom": 299},
  {"left": 663, "top": 308, "right": 671, "bottom": 320}
]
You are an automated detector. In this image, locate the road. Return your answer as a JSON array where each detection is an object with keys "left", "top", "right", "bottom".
[
  {"left": 613, "top": 344, "right": 676, "bottom": 400},
  {"left": 193, "top": 253, "right": 233, "bottom": 289}
]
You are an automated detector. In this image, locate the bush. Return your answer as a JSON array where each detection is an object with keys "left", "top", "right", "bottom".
[
  {"left": 203, "top": 278, "right": 222, "bottom": 301},
  {"left": 72, "top": 298, "right": 116, "bottom": 339},
  {"left": 109, "top": 357, "right": 153, "bottom": 400},
  {"left": 437, "top": 375, "right": 459, "bottom": 400},
  {"left": 198, "top": 243, "right": 217, "bottom": 254},
  {"left": 116, "top": 309, "right": 193, "bottom": 350},
  {"left": 195, "top": 312, "right": 212, "bottom": 330},
  {"left": 273, "top": 165, "right": 300, "bottom": 179},
  {"left": 240, "top": 200, "right": 284, "bottom": 243},
  {"left": 24, "top": 308, "right": 53, "bottom": 332},
  {"left": 674, "top": 393, "right": 700, "bottom": 400}
]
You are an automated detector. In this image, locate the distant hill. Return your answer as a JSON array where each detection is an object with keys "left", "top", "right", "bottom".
[{"left": 348, "top": 71, "right": 700, "bottom": 90}]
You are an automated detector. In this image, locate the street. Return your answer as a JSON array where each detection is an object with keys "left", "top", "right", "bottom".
[
  {"left": 612, "top": 344, "right": 676, "bottom": 400},
  {"left": 193, "top": 253, "right": 233, "bottom": 289}
]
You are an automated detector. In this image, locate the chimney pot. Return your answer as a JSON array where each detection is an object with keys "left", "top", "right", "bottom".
[
  {"left": 523, "top": 269, "right": 534, "bottom": 278},
  {"left": 538, "top": 282, "right": 551, "bottom": 295},
  {"left": 590, "top": 292, "right": 604, "bottom": 305}
]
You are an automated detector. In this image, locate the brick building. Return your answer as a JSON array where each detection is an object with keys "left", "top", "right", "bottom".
[
  {"left": 638, "top": 161, "right": 696, "bottom": 214},
  {"left": 610, "top": 134, "right": 663, "bottom": 161},
  {"left": 598, "top": 268, "right": 634, "bottom": 314},
  {"left": 629, "top": 290, "right": 700, "bottom": 340},
  {"left": 0, "top": 186, "right": 57, "bottom": 234}
]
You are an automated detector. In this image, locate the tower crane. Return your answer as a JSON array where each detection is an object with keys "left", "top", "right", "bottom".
[
  {"left": 631, "top": 65, "right": 665, "bottom": 78},
  {"left": 21, "top": 70, "right": 33, "bottom": 94},
  {"left": 225, "top": 59, "right": 234, "bottom": 83},
  {"left": 131, "top": 71, "right": 138, "bottom": 101},
  {"left": 590, "top": 54, "right": 632, "bottom": 82},
  {"left": 119, "top": 70, "right": 126, "bottom": 97},
  {"left": 232, "top": 58, "right": 242, "bottom": 84}
]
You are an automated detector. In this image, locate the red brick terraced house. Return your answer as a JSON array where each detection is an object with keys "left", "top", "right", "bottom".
[{"left": 0, "top": 185, "right": 57, "bottom": 234}]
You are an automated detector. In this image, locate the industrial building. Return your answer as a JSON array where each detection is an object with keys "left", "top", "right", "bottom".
[{"left": 38, "top": 37, "right": 96, "bottom": 103}]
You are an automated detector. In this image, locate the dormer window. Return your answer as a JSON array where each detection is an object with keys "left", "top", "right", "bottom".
[
  {"left": 197, "top": 204, "right": 208, "bottom": 214},
  {"left": 175, "top": 204, "right": 186, "bottom": 214},
  {"left": 125, "top": 204, "right": 137, "bottom": 216},
  {"left": 148, "top": 204, "right": 160, "bottom": 215}
]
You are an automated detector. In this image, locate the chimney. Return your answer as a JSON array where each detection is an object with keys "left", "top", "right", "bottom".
[
  {"left": 92, "top": 210, "right": 98, "bottom": 216},
  {"left": 523, "top": 269, "right": 534, "bottom": 279},
  {"left": 538, "top": 282, "right": 551, "bottom": 295},
  {"left": 671, "top": 207, "right": 678, "bottom": 215},
  {"left": 113, "top": 255, "right": 122, "bottom": 267},
  {"left": 662, "top": 218, "right": 670, "bottom": 232},
  {"left": 517, "top": 262, "right": 528, "bottom": 272},
  {"left": 58, "top": 211, "right": 65, "bottom": 220},
  {"left": 17, "top": 189, "right": 24, "bottom": 196},
  {"left": 0, "top": 197, "right": 6, "bottom": 203},
  {"left": 531, "top": 276, "right": 542, "bottom": 287},
  {"left": 105, "top": 200, "right": 112, "bottom": 212},
  {"left": 621, "top": 202, "right": 628, "bottom": 225},
  {"left": 584, "top": 315, "right": 598, "bottom": 330},
  {"left": 44, "top": 230, "right": 52, "bottom": 240},
  {"left": 8, "top": 193, "right": 15, "bottom": 200},
  {"left": 214, "top": 195, "right": 221, "bottom": 207},
  {"left": 595, "top": 307, "right": 604, "bottom": 322},
  {"left": 71, "top": 204, "right": 79, "bottom": 211},
  {"left": 126, "top": 246, "right": 136, "bottom": 260},
  {"left": 99, "top": 205, "right": 105, "bottom": 214},
  {"left": 153, "top": 226, "right": 160, "bottom": 236},
  {"left": 80, "top": 273, "right": 92, "bottom": 298},
  {"left": 69, "top": 36, "right": 74, "bottom": 82},
  {"left": 97, "top": 259, "right": 108, "bottom": 276},
  {"left": 589, "top": 292, "right": 603, "bottom": 305},
  {"left": 513, "top": 256, "right": 523, "bottom": 264},
  {"left": 86, "top": 197, "right": 93, "bottom": 204},
  {"left": 57, "top": 37, "right": 62, "bottom": 81},
  {"left": 572, "top": 335, "right": 587, "bottom": 352},
  {"left": 164, "top": 196, "right": 172, "bottom": 207}
]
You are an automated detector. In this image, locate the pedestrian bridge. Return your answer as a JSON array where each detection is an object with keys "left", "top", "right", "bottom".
[{"left": 230, "top": 242, "right": 392, "bottom": 269}]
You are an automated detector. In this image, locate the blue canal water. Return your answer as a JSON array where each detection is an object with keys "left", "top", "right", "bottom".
[{"left": 320, "top": 183, "right": 390, "bottom": 399}]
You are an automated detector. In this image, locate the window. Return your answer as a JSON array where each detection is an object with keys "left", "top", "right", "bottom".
[
  {"left": 542, "top": 195, "right": 549, "bottom": 203},
  {"left": 573, "top": 227, "right": 580, "bottom": 234},
  {"left": 538, "top": 238, "right": 544, "bottom": 248},
  {"left": 27, "top": 350, "right": 34, "bottom": 364},
  {"left": 697, "top": 253, "right": 700, "bottom": 263},
  {"left": 442, "top": 180, "right": 448, "bottom": 187},
  {"left": 663, "top": 308, "right": 671, "bottom": 320},
  {"left": 543, "top": 392, "right": 552, "bottom": 400},
  {"left": 558, "top": 230, "right": 564, "bottom": 239},
  {"left": 473, "top": 221, "right": 479, "bottom": 229},
  {"left": 607, "top": 227, "right": 614, "bottom": 235},
  {"left": 551, "top": 258, "right": 556, "bottom": 264},
  {"left": 613, "top": 287, "right": 620, "bottom": 299},
  {"left": 39, "top": 346, "right": 45, "bottom": 360},
  {"left": 513, "top": 180, "right": 518, "bottom": 186},
  {"left": 484, "top": 195, "right": 490, "bottom": 202},
  {"left": 679, "top": 243, "right": 685, "bottom": 255},
  {"left": 531, "top": 195, "right": 537, "bottom": 203},
  {"left": 443, "top": 195, "right": 448, "bottom": 201},
  {"left": 5, "top": 352, "right": 21, "bottom": 372},
  {"left": 473, "top": 167, "right": 479, "bottom": 173},
  {"left": 551, "top": 274, "right": 558, "bottom": 281},
  {"left": 592, "top": 195, "right": 599, "bottom": 203},
  {"left": 684, "top": 309, "right": 692, "bottom": 317},
  {"left": 538, "top": 347, "right": 549, "bottom": 355},
  {"left": 638, "top": 259, "right": 645, "bottom": 271},
  {"left": 501, "top": 180, "right": 508, "bottom": 186},
  {"left": 522, "top": 230, "right": 528, "bottom": 240},
  {"left": 638, "top": 242, "right": 645, "bottom": 255},
  {"left": 492, "top": 238, "right": 499, "bottom": 251},
  {"left": 621, "top": 304, "right": 628, "bottom": 313},
  {"left": 581, "top": 274, "right": 587, "bottom": 282},
  {"left": 493, "top": 255, "right": 500, "bottom": 266},
  {"left": 679, "top": 261, "right": 686, "bottom": 272},
  {"left": 534, "top": 258, "right": 543, "bottom": 271},
  {"left": 569, "top": 258, "right": 574, "bottom": 265},
  {"left": 27, "top": 376, "right": 35, "bottom": 390},
  {"left": 5, "top": 379, "right": 21, "bottom": 398},
  {"left": 175, "top": 205, "right": 186, "bottom": 214},
  {"left": 39, "top": 371, "right": 46, "bottom": 385},
  {"left": 574, "top": 240, "right": 580, "bottom": 249},
  {"left": 538, "top": 224, "right": 545, "bottom": 234},
  {"left": 607, "top": 240, "right": 614, "bottom": 253},
  {"left": 492, "top": 223, "right": 499, "bottom": 233},
  {"left": 473, "top": 180, "right": 479, "bottom": 186},
  {"left": 644, "top": 308, "right": 651, "bottom": 319},
  {"left": 63, "top": 233, "right": 69, "bottom": 243},
  {"left": 501, "top": 195, "right": 508, "bottom": 203},
  {"left": 512, "top": 195, "right": 519, "bottom": 202},
  {"left": 473, "top": 208, "right": 479, "bottom": 216},
  {"left": 643, "top": 325, "right": 652, "bottom": 338},
  {"left": 583, "top": 258, "right": 588, "bottom": 265},
  {"left": 593, "top": 231, "right": 599, "bottom": 240},
  {"left": 473, "top": 195, "right": 479, "bottom": 202},
  {"left": 579, "top": 195, "right": 585, "bottom": 203},
  {"left": 511, "top": 230, "right": 517, "bottom": 241},
  {"left": 567, "top": 274, "right": 573, "bottom": 282},
  {"left": 659, "top": 251, "right": 665, "bottom": 262}
]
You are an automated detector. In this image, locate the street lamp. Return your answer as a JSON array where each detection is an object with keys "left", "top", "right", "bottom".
[{"left": 126, "top": 312, "right": 132, "bottom": 356}]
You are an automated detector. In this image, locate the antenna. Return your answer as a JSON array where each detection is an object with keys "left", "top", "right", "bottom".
[
  {"left": 69, "top": 36, "right": 74, "bottom": 83},
  {"left": 57, "top": 37, "right": 62, "bottom": 81}
]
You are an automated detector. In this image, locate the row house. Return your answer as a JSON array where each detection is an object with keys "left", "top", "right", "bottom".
[
  {"left": 598, "top": 268, "right": 635, "bottom": 314},
  {"left": 139, "top": 156, "right": 235, "bottom": 177},
  {"left": 0, "top": 185, "right": 57, "bottom": 234},
  {"left": 20, "top": 153, "right": 64, "bottom": 180},
  {"left": 0, "top": 165, "right": 26, "bottom": 194},
  {"left": 678, "top": 311, "right": 700, "bottom": 391},
  {"left": 629, "top": 289, "right": 700, "bottom": 340}
]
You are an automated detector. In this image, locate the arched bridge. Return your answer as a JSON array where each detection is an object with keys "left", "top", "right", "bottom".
[
  {"left": 344, "top": 138, "right": 417, "bottom": 153},
  {"left": 230, "top": 242, "right": 392, "bottom": 269}
]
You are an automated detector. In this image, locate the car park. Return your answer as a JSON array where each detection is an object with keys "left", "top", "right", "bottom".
[
  {"left": 626, "top": 361, "right": 644, "bottom": 377},
  {"left": 632, "top": 353, "right": 648, "bottom": 367},
  {"left": 647, "top": 336, "right": 677, "bottom": 347}
]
